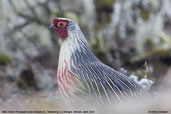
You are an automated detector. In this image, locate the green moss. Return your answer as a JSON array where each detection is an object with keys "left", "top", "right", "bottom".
[
  {"left": 140, "top": 8, "right": 150, "bottom": 21},
  {"left": 130, "top": 47, "right": 171, "bottom": 64},
  {"left": 144, "top": 39, "right": 155, "bottom": 52},
  {"left": 135, "top": 70, "right": 146, "bottom": 79},
  {"left": 160, "top": 32, "right": 171, "bottom": 45},
  {"left": 94, "top": 0, "right": 115, "bottom": 10},
  {"left": 156, "top": 48, "right": 170, "bottom": 57},
  {"left": 94, "top": 0, "right": 115, "bottom": 27},
  {"left": 0, "top": 54, "right": 12, "bottom": 65}
]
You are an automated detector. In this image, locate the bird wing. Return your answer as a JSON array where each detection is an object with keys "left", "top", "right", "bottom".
[{"left": 71, "top": 61, "right": 147, "bottom": 103}]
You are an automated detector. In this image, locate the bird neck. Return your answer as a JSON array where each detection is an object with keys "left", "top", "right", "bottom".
[{"left": 58, "top": 32, "right": 99, "bottom": 70}]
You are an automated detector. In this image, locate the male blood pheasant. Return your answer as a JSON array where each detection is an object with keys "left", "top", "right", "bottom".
[{"left": 49, "top": 17, "right": 147, "bottom": 104}]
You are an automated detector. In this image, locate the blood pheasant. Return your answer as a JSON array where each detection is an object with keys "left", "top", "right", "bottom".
[{"left": 49, "top": 17, "right": 147, "bottom": 104}]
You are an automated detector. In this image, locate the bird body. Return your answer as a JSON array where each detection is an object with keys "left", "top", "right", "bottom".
[{"left": 49, "top": 17, "right": 147, "bottom": 103}]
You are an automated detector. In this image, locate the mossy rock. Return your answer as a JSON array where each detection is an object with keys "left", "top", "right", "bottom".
[
  {"left": 94, "top": 0, "right": 115, "bottom": 25},
  {"left": 0, "top": 54, "right": 12, "bottom": 65},
  {"left": 143, "top": 39, "right": 155, "bottom": 52},
  {"left": 134, "top": 70, "right": 146, "bottom": 79},
  {"left": 94, "top": 0, "right": 115, "bottom": 10},
  {"left": 140, "top": 8, "right": 150, "bottom": 21}
]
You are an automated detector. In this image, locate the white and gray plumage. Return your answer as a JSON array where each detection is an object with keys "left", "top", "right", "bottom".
[{"left": 49, "top": 17, "right": 147, "bottom": 104}]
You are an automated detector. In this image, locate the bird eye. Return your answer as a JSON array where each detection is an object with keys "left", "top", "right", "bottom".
[{"left": 57, "top": 21, "right": 67, "bottom": 28}]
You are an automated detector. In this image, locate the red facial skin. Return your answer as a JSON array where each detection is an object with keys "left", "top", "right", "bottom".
[{"left": 51, "top": 17, "right": 68, "bottom": 40}]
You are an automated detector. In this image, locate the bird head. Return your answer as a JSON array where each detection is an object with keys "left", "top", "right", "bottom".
[{"left": 49, "top": 17, "right": 80, "bottom": 41}]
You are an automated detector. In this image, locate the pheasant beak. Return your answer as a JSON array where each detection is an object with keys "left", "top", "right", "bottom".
[{"left": 48, "top": 25, "right": 53, "bottom": 30}]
